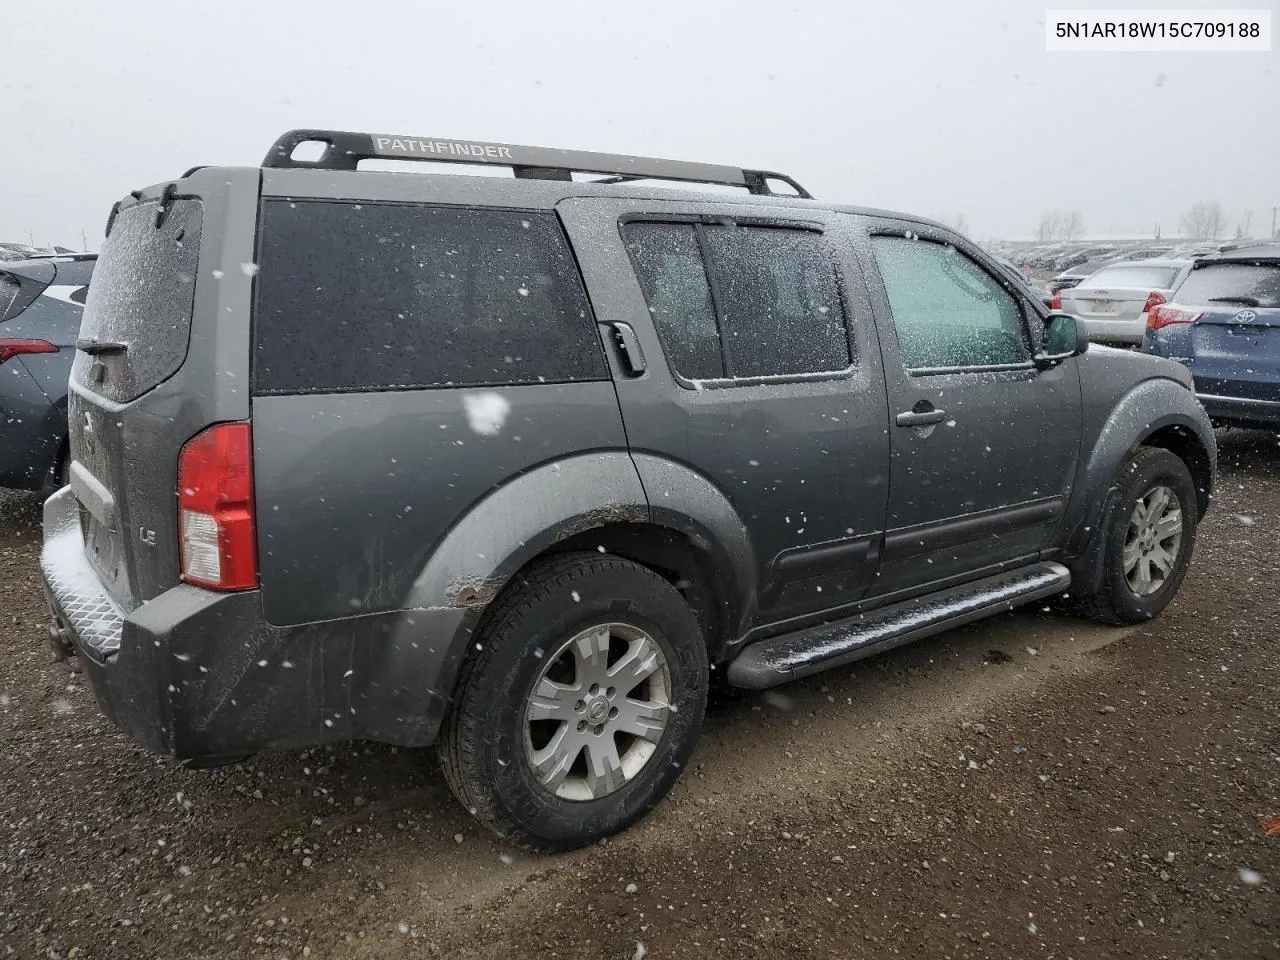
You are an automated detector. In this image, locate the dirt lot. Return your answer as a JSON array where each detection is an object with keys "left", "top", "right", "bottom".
[{"left": 2, "top": 432, "right": 1278, "bottom": 960}]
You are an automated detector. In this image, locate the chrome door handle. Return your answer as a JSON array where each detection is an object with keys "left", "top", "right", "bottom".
[{"left": 895, "top": 408, "right": 947, "bottom": 427}]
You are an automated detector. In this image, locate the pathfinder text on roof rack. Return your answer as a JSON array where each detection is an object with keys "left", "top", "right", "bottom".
[{"left": 373, "top": 137, "right": 514, "bottom": 159}]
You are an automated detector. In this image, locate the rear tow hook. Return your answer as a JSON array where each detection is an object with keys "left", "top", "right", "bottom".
[{"left": 46, "top": 625, "right": 82, "bottom": 674}]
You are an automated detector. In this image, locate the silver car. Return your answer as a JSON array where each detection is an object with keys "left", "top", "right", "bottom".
[{"left": 1061, "top": 259, "right": 1192, "bottom": 346}]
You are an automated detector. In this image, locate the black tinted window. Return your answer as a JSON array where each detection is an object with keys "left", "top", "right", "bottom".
[
  {"left": 622, "top": 221, "right": 850, "bottom": 381},
  {"left": 702, "top": 225, "right": 850, "bottom": 377},
  {"left": 621, "top": 223, "right": 723, "bottom": 379},
  {"left": 254, "top": 202, "right": 604, "bottom": 394},
  {"left": 1175, "top": 262, "right": 1280, "bottom": 309}
]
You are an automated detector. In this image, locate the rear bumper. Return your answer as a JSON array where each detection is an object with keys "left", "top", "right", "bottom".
[
  {"left": 1079, "top": 317, "right": 1144, "bottom": 346},
  {"left": 39, "top": 487, "right": 467, "bottom": 759},
  {"left": 1196, "top": 392, "right": 1280, "bottom": 427}
]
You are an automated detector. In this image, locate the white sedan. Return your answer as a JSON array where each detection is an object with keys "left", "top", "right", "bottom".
[{"left": 1057, "top": 259, "right": 1192, "bottom": 346}]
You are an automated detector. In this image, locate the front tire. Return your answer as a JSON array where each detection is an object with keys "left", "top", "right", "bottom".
[
  {"left": 438, "top": 553, "right": 708, "bottom": 851},
  {"left": 1075, "top": 446, "right": 1199, "bottom": 625}
]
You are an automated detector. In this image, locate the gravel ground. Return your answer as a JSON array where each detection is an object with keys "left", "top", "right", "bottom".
[{"left": 2, "top": 431, "right": 1278, "bottom": 960}]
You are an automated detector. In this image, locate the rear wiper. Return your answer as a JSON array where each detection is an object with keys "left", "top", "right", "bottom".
[
  {"left": 76, "top": 337, "right": 128, "bottom": 355},
  {"left": 1206, "top": 296, "right": 1261, "bottom": 307}
]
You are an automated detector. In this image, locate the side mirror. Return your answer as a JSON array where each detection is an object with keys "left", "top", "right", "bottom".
[{"left": 1035, "top": 312, "right": 1089, "bottom": 369}]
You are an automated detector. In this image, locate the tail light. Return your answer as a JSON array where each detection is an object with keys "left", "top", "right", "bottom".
[
  {"left": 1146, "top": 304, "right": 1203, "bottom": 332},
  {"left": 1141, "top": 291, "right": 1167, "bottom": 315},
  {"left": 177, "top": 422, "right": 257, "bottom": 591},
  {"left": 0, "top": 339, "right": 58, "bottom": 364},
  {"left": 1050, "top": 294, "right": 1062, "bottom": 311}
]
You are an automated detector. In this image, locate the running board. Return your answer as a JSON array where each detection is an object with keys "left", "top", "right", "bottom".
[{"left": 726, "top": 562, "right": 1071, "bottom": 690}]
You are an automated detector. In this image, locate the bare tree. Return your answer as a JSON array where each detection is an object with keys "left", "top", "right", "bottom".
[
  {"left": 1181, "top": 201, "right": 1229, "bottom": 240},
  {"left": 1036, "top": 211, "right": 1063, "bottom": 242},
  {"left": 1062, "top": 211, "right": 1085, "bottom": 241},
  {"left": 951, "top": 213, "right": 971, "bottom": 235}
]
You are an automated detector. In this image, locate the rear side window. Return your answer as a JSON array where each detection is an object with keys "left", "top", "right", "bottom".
[
  {"left": 254, "top": 202, "right": 604, "bottom": 394},
  {"left": 1174, "top": 262, "right": 1280, "bottom": 309},
  {"left": 1080, "top": 264, "right": 1182, "bottom": 290},
  {"left": 622, "top": 224, "right": 723, "bottom": 379},
  {"left": 702, "top": 225, "right": 850, "bottom": 377},
  {"left": 74, "top": 199, "right": 202, "bottom": 403},
  {"left": 622, "top": 220, "right": 850, "bottom": 381}
]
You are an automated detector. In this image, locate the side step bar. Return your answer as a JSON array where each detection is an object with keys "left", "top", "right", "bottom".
[{"left": 726, "top": 562, "right": 1071, "bottom": 690}]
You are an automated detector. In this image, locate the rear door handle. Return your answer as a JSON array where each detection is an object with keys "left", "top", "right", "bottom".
[
  {"left": 604, "top": 322, "right": 646, "bottom": 376},
  {"left": 895, "top": 408, "right": 947, "bottom": 427}
]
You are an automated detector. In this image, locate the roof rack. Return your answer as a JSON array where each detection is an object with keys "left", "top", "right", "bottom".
[{"left": 261, "top": 129, "right": 812, "bottom": 199}]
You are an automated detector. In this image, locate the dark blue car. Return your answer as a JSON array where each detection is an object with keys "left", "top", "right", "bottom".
[
  {"left": 1142, "top": 243, "right": 1280, "bottom": 429},
  {"left": 1, "top": 255, "right": 94, "bottom": 492}
]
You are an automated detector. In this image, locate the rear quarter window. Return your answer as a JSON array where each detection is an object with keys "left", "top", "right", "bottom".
[
  {"left": 1174, "top": 262, "right": 1280, "bottom": 309},
  {"left": 253, "top": 201, "right": 605, "bottom": 394},
  {"left": 0, "top": 276, "right": 18, "bottom": 319}
]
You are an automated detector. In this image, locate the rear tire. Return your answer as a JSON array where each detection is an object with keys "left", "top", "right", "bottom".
[
  {"left": 438, "top": 553, "right": 708, "bottom": 851},
  {"left": 41, "top": 448, "right": 70, "bottom": 501},
  {"left": 1073, "top": 446, "right": 1198, "bottom": 625}
]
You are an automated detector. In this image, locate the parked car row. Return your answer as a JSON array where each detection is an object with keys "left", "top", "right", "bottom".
[
  {"left": 1007, "top": 238, "right": 1269, "bottom": 283},
  {"left": 0, "top": 241, "right": 81, "bottom": 260}
]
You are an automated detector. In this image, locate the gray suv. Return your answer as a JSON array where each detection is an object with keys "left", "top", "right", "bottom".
[{"left": 41, "top": 129, "right": 1216, "bottom": 850}]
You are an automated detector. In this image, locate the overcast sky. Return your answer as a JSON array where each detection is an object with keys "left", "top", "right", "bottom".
[{"left": 2, "top": 0, "right": 1276, "bottom": 248}]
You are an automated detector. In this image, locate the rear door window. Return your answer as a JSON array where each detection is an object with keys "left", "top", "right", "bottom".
[
  {"left": 621, "top": 220, "right": 851, "bottom": 382},
  {"left": 702, "top": 224, "right": 850, "bottom": 377},
  {"left": 253, "top": 201, "right": 605, "bottom": 394},
  {"left": 1174, "top": 262, "right": 1280, "bottom": 308},
  {"left": 621, "top": 223, "right": 723, "bottom": 379},
  {"left": 74, "top": 199, "right": 203, "bottom": 403}
]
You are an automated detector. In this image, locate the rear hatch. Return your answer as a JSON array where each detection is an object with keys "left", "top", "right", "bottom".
[
  {"left": 1179, "top": 260, "right": 1280, "bottom": 400},
  {"left": 67, "top": 170, "right": 260, "bottom": 611}
]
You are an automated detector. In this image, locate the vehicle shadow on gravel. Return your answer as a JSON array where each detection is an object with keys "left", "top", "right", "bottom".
[
  {"left": 1215, "top": 426, "right": 1280, "bottom": 473},
  {"left": 0, "top": 487, "right": 42, "bottom": 545},
  {"left": 11, "top": 601, "right": 1131, "bottom": 890}
]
